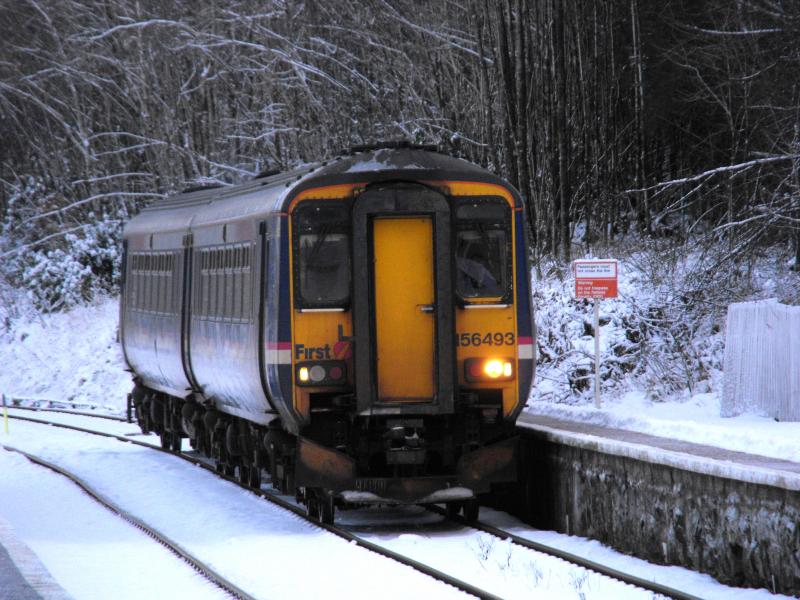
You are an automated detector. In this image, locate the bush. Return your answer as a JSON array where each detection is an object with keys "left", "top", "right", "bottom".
[{"left": 1, "top": 177, "right": 125, "bottom": 312}]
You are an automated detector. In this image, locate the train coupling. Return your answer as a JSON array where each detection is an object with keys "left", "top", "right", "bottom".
[{"left": 384, "top": 418, "right": 426, "bottom": 465}]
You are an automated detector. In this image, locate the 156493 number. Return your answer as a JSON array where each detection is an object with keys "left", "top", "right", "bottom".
[{"left": 456, "top": 332, "right": 515, "bottom": 346}]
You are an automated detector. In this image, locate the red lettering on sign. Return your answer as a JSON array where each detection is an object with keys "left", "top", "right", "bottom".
[{"left": 574, "top": 260, "right": 618, "bottom": 299}]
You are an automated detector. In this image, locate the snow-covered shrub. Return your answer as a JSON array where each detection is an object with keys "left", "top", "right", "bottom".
[
  {"left": 532, "top": 266, "right": 652, "bottom": 404},
  {"left": 531, "top": 239, "right": 799, "bottom": 405},
  {"left": 16, "top": 217, "right": 124, "bottom": 312},
  {"left": 1, "top": 177, "right": 126, "bottom": 312}
]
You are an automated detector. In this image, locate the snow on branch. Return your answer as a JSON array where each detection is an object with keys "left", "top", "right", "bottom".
[
  {"left": 77, "top": 19, "right": 197, "bottom": 42},
  {"left": 94, "top": 143, "right": 166, "bottom": 158},
  {"left": 71, "top": 173, "right": 154, "bottom": 185},
  {"left": 376, "top": 0, "right": 483, "bottom": 60},
  {"left": 681, "top": 24, "right": 783, "bottom": 36},
  {"left": 21, "top": 192, "right": 165, "bottom": 225},
  {"left": 624, "top": 155, "right": 800, "bottom": 193},
  {"left": 0, "top": 224, "right": 93, "bottom": 258}
]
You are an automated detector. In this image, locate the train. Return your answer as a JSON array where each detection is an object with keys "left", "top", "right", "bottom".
[{"left": 121, "top": 143, "right": 535, "bottom": 523}]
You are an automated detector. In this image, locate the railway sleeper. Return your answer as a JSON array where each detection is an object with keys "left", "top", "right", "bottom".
[
  {"left": 443, "top": 498, "right": 480, "bottom": 523},
  {"left": 304, "top": 487, "right": 335, "bottom": 524}
]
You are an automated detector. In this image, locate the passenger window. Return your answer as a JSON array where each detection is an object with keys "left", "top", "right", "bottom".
[
  {"left": 224, "top": 260, "right": 234, "bottom": 320},
  {"left": 293, "top": 203, "right": 351, "bottom": 308},
  {"left": 209, "top": 253, "right": 218, "bottom": 318},
  {"left": 455, "top": 199, "right": 512, "bottom": 301},
  {"left": 242, "top": 269, "right": 252, "bottom": 320},
  {"left": 215, "top": 251, "right": 224, "bottom": 319}
]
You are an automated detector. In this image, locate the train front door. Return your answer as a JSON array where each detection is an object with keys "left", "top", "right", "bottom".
[
  {"left": 352, "top": 183, "right": 455, "bottom": 415},
  {"left": 373, "top": 216, "right": 435, "bottom": 401}
]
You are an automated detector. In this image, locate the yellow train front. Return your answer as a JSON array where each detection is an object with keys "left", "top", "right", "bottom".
[
  {"left": 286, "top": 147, "right": 534, "bottom": 520},
  {"left": 121, "top": 144, "right": 535, "bottom": 523}
]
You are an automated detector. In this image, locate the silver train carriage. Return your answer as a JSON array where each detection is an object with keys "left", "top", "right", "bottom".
[{"left": 121, "top": 145, "right": 535, "bottom": 523}]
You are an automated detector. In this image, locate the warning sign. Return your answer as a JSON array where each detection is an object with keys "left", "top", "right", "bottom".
[{"left": 574, "top": 260, "right": 618, "bottom": 299}]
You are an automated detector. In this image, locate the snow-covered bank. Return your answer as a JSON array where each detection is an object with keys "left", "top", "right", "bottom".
[
  {"left": 0, "top": 296, "right": 129, "bottom": 413},
  {"left": 527, "top": 390, "right": 800, "bottom": 464},
  {"left": 525, "top": 243, "right": 800, "bottom": 463}
]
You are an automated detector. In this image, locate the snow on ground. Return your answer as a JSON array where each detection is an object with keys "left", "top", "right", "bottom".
[
  {"left": 1, "top": 419, "right": 468, "bottom": 600},
  {"left": 479, "top": 508, "right": 786, "bottom": 600},
  {"left": 2, "top": 414, "right": 787, "bottom": 600},
  {"left": 0, "top": 449, "right": 229, "bottom": 600},
  {"left": 341, "top": 507, "right": 783, "bottom": 600},
  {"left": 0, "top": 295, "right": 129, "bottom": 413},
  {"left": 527, "top": 390, "right": 800, "bottom": 464}
]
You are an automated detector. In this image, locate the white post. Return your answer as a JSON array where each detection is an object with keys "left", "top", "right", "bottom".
[
  {"left": 594, "top": 300, "right": 601, "bottom": 408},
  {"left": 2, "top": 393, "right": 8, "bottom": 434}
]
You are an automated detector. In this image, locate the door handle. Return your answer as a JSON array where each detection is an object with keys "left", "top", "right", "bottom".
[{"left": 419, "top": 304, "right": 435, "bottom": 313}]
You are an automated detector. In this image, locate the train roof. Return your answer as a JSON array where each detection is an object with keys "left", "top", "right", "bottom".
[{"left": 123, "top": 147, "right": 520, "bottom": 239}]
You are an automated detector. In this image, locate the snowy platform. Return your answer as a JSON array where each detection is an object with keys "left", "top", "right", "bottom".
[
  {"left": 517, "top": 412, "right": 800, "bottom": 491},
  {"left": 0, "top": 517, "right": 72, "bottom": 600}
]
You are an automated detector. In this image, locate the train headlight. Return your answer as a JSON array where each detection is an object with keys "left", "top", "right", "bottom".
[
  {"left": 295, "top": 361, "right": 347, "bottom": 386},
  {"left": 484, "top": 359, "right": 504, "bottom": 378},
  {"left": 464, "top": 358, "right": 514, "bottom": 382}
]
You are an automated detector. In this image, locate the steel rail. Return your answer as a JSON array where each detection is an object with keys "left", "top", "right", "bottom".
[
  {"left": 0, "top": 443, "right": 252, "bottom": 600},
  {"left": 4, "top": 414, "right": 498, "bottom": 600},
  {"left": 5, "top": 404, "right": 128, "bottom": 422},
  {"left": 426, "top": 505, "right": 702, "bottom": 600}
]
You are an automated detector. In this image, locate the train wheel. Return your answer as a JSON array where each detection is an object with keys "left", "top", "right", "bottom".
[
  {"left": 445, "top": 502, "right": 462, "bottom": 520},
  {"left": 319, "top": 495, "right": 335, "bottom": 525},
  {"left": 236, "top": 463, "right": 249, "bottom": 486},
  {"left": 268, "top": 449, "right": 278, "bottom": 489},
  {"left": 306, "top": 496, "right": 319, "bottom": 520},
  {"left": 463, "top": 499, "right": 480, "bottom": 523},
  {"left": 283, "top": 471, "right": 295, "bottom": 497},
  {"left": 159, "top": 432, "right": 170, "bottom": 450},
  {"left": 224, "top": 463, "right": 236, "bottom": 477},
  {"left": 170, "top": 433, "right": 182, "bottom": 453},
  {"left": 248, "top": 465, "right": 262, "bottom": 489}
]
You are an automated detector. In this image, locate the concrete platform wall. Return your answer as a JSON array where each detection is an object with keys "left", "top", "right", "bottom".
[{"left": 493, "top": 430, "right": 800, "bottom": 596}]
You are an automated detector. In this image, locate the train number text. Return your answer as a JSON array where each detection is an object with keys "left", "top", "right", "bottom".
[{"left": 456, "top": 332, "right": 515, "bottom": 347}]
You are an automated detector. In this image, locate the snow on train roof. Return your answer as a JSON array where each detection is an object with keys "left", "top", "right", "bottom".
[
  {"left": 335, "top": 147, "right": 483, "bottom": 173},
  {"left": 123, "top": 148, "right": 508, "bottom": 238}
]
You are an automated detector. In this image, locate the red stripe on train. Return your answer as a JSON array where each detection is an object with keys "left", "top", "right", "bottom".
[{"left": 266, "top": 341, "right": 292, "bottom": 350}]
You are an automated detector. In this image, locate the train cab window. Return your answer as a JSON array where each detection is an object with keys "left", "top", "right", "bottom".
[
  {"left": 293, "top": 203, "right": 351, "bottom": 308},
  {"left": 455, "top": 199, "right": 512, "bottom": 301}
]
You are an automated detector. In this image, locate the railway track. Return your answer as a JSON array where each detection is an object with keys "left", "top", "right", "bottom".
[
  {"left": 5, "top": 408, "right": 699, "bottom": 600},
  {"left": 4, "top": 410, "right": 496, "bottom": 600},
  {"left": 0, "top": 442, "right": 249, "bottom": 600},
  {"left": 1, "top": 397, "right": 129, "bottom": 422},
  {"left": 427, "top": 506, "right": 701, "bottom": 600}
]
